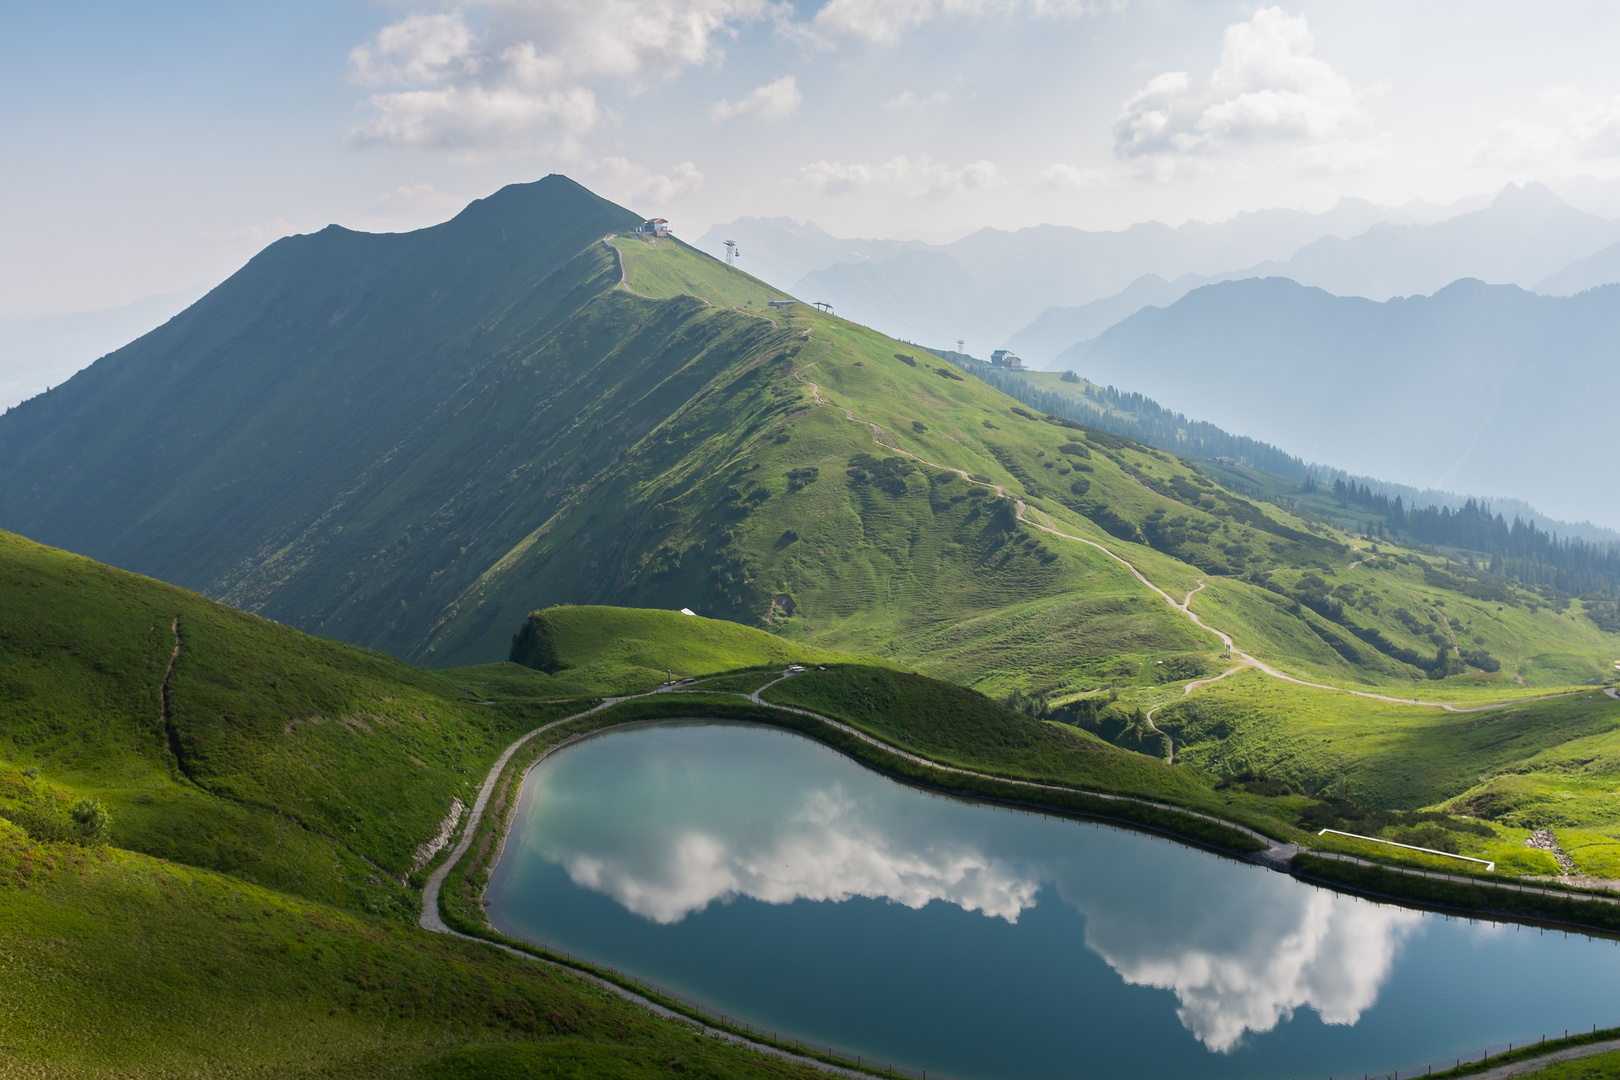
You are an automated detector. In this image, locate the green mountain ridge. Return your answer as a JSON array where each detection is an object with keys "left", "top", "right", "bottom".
[{"left": 0, "top": 176, "right": 1615, "bottom": 708}]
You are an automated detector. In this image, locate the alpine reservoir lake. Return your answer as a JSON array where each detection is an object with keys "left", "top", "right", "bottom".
[{"left": 485, "top": 721, "right": 1620, "bottom": 1080}]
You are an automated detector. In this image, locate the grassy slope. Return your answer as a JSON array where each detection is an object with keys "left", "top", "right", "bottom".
[
  {"left": 438, "top": 234, "right": 1439, "bottom": 702},
  {"left": 0, "top": 820, "right": 819, "bottom": 1080},
  {"left": 1153, "top": 668, "right": 1620, "bottom": 874},
  {"left": 3, "top": 532, "right": 1617, "bottom": 1075},
  {"left": 1484, "top": 1049, "right": 1620, "bottom": 1080},
  {"left": 948, "top": 371, "right": 1620, "bottom": 694},
  {"left": 760, "top": 665, "right": 1215, "bottom": 805},
  {"left": 607, "top": 235, "right": 793, "bottom": 309},
  {"left": 455, "top": 233, "right": 1617, "bottom": 701},
  {"left": 506, "top": 604, "right": 893, "bottom": 696},
  {"left": 0, "top": 533, "right": 856, "bottom": 1079}
]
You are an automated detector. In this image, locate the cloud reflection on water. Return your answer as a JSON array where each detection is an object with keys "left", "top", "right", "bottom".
[
  {"left": 554, "top": 784, "right": 1043, "bottom": 924},
  {"left": 1075, "top": 885, "right": 1421, "bottom": 1051},
  {"left": 525, "top": 727, "right": 1421, "bottom": 1052}
]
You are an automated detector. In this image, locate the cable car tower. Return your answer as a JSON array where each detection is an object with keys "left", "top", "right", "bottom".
[{"left": 724, "top": 240, "right": 740, "bottom": 265}]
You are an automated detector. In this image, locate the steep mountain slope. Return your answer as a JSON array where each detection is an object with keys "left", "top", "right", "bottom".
[
  {"left": 1061, "top": 277, "right": 1620, "bottom": 530},
  {"left": 0, "top": 178, "right": 1257, "bottom": 691},
  {"left": 0, "top": 526, "right": 566, "bottom": 915}
]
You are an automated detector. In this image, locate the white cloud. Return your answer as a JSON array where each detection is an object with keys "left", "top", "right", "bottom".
[
  {"left": 346, "top": 1, "right": 771, "bottom": 148},
  {"left": 1037, "top": 162, "right": 1107, "bottom": 188},
  {"left": 588, "top": 157, "right": 705, "bottom": 207},
  {"left": 1473, "top": 86, "right": 1620, "bottom": 170},
  {"left": 711, "top": 75, "right": 802, "bottom": 123},
  {"left": 798, "top": 154, "right": 1003, "bottom": 198},
  {"left": 1113, "top": 7, "right": 1383, "bottom": 171},
  {"left": 882, "top": 90, "right": 950, "bottom": 110},
  {"left": 347, "top": 85, "right": 601, "bottom": 149},
  {"left": 810, "top": 0, "right": 1120, "bottom": 46},
  {"left": 349, "top": 13, "right": 479, "bottom": 87}
]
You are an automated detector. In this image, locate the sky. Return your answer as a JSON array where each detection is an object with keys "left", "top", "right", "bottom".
[{"left": 6, "top": 1, "right": 1620, "bottom": 319}]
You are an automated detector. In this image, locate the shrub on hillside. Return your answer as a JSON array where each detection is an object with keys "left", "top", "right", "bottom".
[{"left": 70, "top": 798, "right": 112, "bottom": 844}]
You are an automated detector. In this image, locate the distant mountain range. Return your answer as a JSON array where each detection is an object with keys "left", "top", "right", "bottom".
[
  {"left": 1230, "top": 181, "right": 1620, "bottom": 303},
  {"left": 1056, "top": 276, "right": 1620, "bottom": 530},
  {"left": 699, "top": 197, "right": 1416, "bottom": 353},
  {"left": 702, "top": 182, "right": 1620, "bottom": 367}
]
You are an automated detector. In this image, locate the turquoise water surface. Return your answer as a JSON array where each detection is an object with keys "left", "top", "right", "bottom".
[{"left": 485, "top": 721, "right": 1620, "bottom": 1080}]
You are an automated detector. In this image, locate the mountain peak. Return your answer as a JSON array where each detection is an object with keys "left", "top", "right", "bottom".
[{"left": 1489, "top": 180, "right": 1570, "bottom": 214}]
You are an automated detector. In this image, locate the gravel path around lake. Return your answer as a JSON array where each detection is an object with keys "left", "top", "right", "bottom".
[
  {"left": 421, "top": 669, "right": 1620, "bottom": 1080},
  {"left": 419, "top": 688, "right": 878, "bottom": 1079},
  {"left": 1460, "top": 1038, "right": 1620, "bottom": 1078}
]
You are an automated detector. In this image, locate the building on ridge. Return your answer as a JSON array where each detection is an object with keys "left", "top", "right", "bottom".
[
  {"left": 638, "top": 218, "right": 671, "bottom": 237},
  {"left": 989, "top": 349, "right": 1026, "bottom": 371}
]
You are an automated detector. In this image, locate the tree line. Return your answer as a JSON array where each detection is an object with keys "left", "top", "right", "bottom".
[{"left": 1335, "top": 480, "right": 1620, "bottom": 597}]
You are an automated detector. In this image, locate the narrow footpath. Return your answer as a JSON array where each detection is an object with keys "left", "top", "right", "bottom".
[
  {"left": 1462, "top": 1038, "right": 1620, "bottom": 1079},
  {"left": 793, "top": 361, "right": 1588, "bottom": 718}
]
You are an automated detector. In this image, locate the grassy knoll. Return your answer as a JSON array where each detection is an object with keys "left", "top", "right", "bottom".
[
  {"left": 507, "top": 605, "right": 889, "bottom": 695},
  {"left": 0, "top": 819, "right": 821, "bottom": 1080},
  {"left": 750, "top": 664, "right": 1308, "bottom": 842},
  {"left": 760, "top": 664, "right": 1208, "bottom": 801}
]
